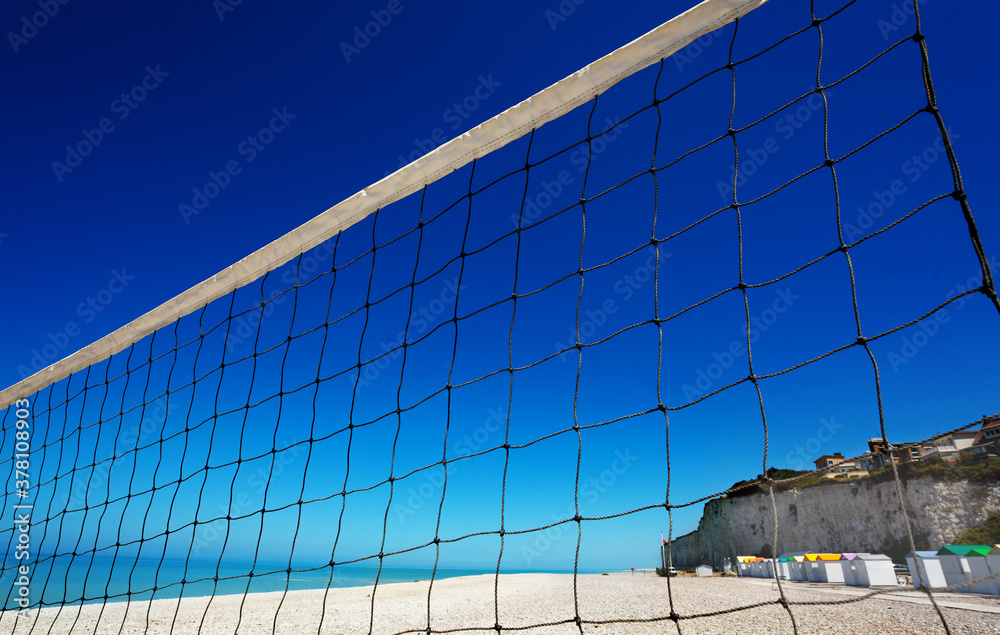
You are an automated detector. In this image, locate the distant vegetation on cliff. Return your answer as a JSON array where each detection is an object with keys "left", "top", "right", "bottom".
[
  {"left": 725, "top": 457, "right": 1000, "bottom": 499},
  {"left": 873, "top": 455, "right": 1000, "bottom": 486},
  {"left": 725, "top": 467, "right": 809, "bottom": 498},
  {"left": 954, "top": 510, "right": 1000, "bottom": 545}
]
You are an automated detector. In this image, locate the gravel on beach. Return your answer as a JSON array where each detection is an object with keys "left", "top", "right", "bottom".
[{"left": 1, "top": 572, "right": 997, "bottom": 634}]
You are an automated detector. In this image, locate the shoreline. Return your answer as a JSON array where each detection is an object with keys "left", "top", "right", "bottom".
[
  {"left": 1, "top": 559, "right": 597, "bottom": 609},
  {"left": 1, "top": 572, "right": 993, "bottom": 634}
]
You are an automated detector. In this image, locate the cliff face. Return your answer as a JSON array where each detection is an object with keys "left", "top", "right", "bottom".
[{"left": 668, "top": 476, "right": 1000, "bottom": 569}]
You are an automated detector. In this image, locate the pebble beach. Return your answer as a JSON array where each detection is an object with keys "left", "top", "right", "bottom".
[{"left": 2, "top": 572, "right": 997, "bottom": 634}]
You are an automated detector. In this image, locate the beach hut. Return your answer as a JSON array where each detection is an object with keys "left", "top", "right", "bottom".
[
  {"left": 785, "top": 560, "right": 798, "bottom": 581},
  {"left": 816, "top": 554, "right": 845, "bottom": 584},
  {"left": 737, "top": 556, "right": 754, "bottom": 577},
  {"left": 987, "top": 547, "right": 1000, "bottom": 593},
  {"left": 803, "top": 554, "right": 823, "bottom": 582},
  {"left": 840, "top": 553, "right": 870, "bottom": 587},
  {"left": 695, "top": 564, "right": 712, "bottom": 577},
  {"left": 762, "top": 559, "right": 776, "bottom": 578},
  {"left": 774, "top": 557, "right": 790, "bottom": 580},
  {"left": 841, "top": 557, "right": 858, "bottom": 586},
  {"left": 853, "top": 554, "right": 896, "bottom": 586},
  {"left": 906, "top": 551, "right": 947, "bottom": 589},
  {"left": 777, "top": 552, "right": 810, "bottom": 581},
  {"left": 801, "top": 553, "right": 842, "bottom": 583},
  {"left": 961, "top": 547, "right": 997, "bottom": 595},
  {"left": 790, "top": 554, "right": 809, "bottom": 581},
  {"left": 755, "top": 559, "right": 769, "bottom": 578},
  {"left": 938, "top": 545, "right": 990, "bottom": 592}
]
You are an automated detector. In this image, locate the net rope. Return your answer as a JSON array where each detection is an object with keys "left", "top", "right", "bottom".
[{"left": 2, "top": 0, "right": 999, "bottom": 633}]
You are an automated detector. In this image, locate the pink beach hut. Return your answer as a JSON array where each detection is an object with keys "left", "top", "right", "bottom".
[{"left": 840, "top": 553, "right": 870, "bottom": 587}]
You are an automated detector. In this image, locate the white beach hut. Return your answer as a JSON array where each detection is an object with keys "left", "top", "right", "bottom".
[
  {"left": 841, "top": 560, "right": 857, "bottom": 586},
  {"left": 737, "top": 556, "right": 754, "bottom": 577},
  {"left": 854, "top": 554, "right": 896, "bottom": 586},
  {"left": 965, "top": 552, "right": 998, "bottom": 595},
  {"left": 818, "top": 557, "right": 845, "bottom": 584},
  {"left": 777, "top": 552, "right": 810, "bottom": 581},
  {"left": 938, "top": 546, "right": 987, "bottom": 592},
  {"left": 803, "top": 554, "right": 843, "bottom": 584},
  {"left": 986, "top": 547, "right": 1000, "bottom": 593},
  {"left": 763, "top": 559, "right": 776, "bottom": 578},
  {"left": 803, "top": 557, "right": 822, "bottom": 582},
  {"left": 840, "top": 553, "right": 869, "bottom": 587},
  {"left": 905, "top": 551, "right": 947, "bottom": 589},
  {"left": 695, "top": 564, "right": 712, "bottom": 577},
  {"left": 790, "top": 555, "right": 809, "bottom": 581},
  {"left": 775, "top": 559, "right": 791, "bottom": 580},
  {"left": 785, "top": 560, "right": 799, "bottom": 581}
]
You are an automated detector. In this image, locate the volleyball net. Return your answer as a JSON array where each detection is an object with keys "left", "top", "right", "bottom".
[{"left": 2, "top": 0, "right": 998, "bottom": 633}]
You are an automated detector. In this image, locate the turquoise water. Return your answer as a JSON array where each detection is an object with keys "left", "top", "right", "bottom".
[{"left": 0, "top": 556, "right": 575, "bottom": 610}]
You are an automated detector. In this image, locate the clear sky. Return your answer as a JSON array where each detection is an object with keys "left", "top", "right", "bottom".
[{"left": 2, "top": 0, "right": 999, "bottom": 581}]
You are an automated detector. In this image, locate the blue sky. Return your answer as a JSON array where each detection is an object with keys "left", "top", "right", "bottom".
[{"left": 2, "top": 0, "right": 999, "bottom": 584}]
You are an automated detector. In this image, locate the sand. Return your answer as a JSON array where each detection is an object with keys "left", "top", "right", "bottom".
[{"left": 1, "top": 573, "right": 997, "bottom": 634}]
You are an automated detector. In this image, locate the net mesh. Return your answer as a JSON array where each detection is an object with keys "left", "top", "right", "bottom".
[{"left": 2, "top": 0, "right": 999, "bottom": 633}]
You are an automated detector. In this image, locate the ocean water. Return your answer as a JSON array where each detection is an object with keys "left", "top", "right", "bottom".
[{"left": 0, "top": 555, "right": 574, "bottom": 610}]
